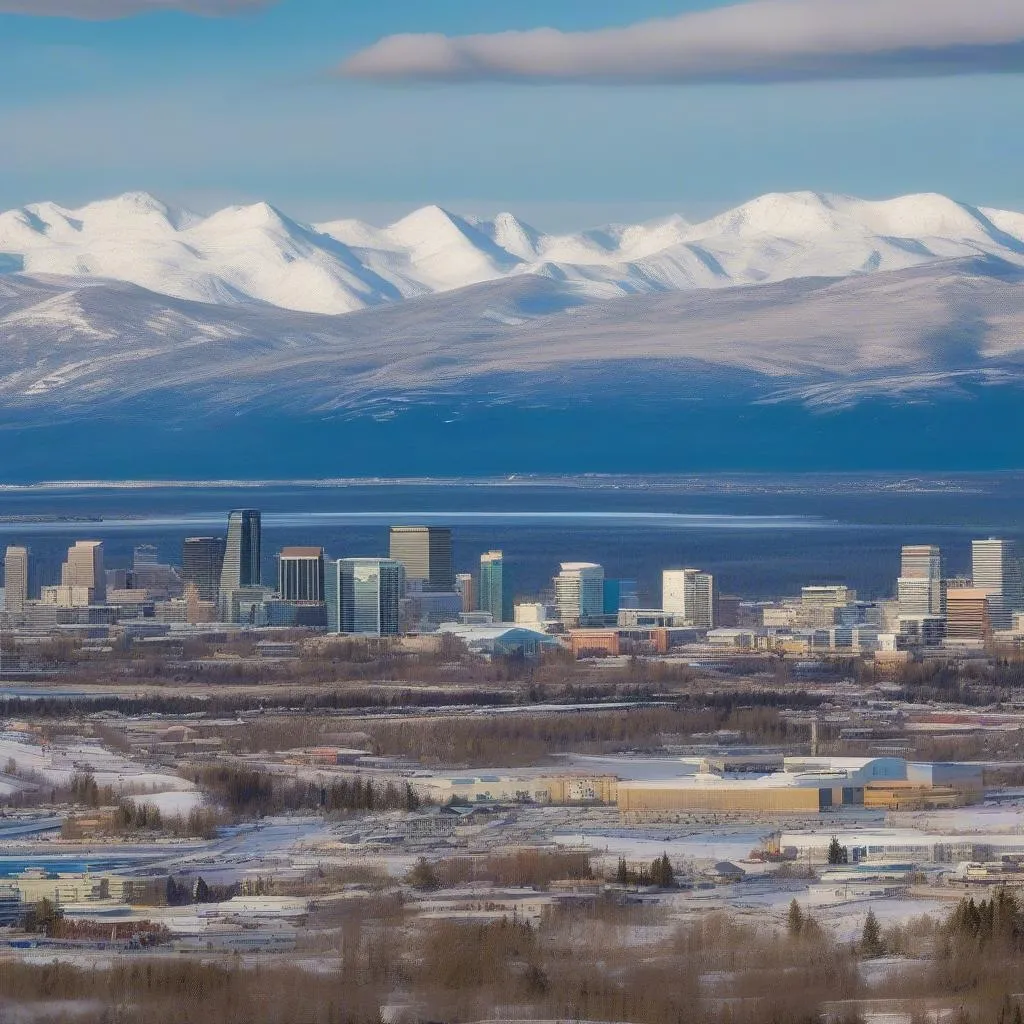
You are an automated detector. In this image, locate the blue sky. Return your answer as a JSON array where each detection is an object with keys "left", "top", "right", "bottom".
[{"left": 2, "top": 0, "right": 1023, "bottom": 230}]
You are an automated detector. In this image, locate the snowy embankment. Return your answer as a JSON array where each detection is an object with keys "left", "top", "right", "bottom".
[{"left": 0, "top": 733, "right": 199, "bottom": 810}]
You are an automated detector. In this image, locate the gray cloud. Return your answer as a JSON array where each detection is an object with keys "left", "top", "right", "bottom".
[
  {"left": 340, "top": 0, "right": 1024, "bottom": 83},
  {"left": 0, "top": 0, "right": 265, "bottom": 17}
]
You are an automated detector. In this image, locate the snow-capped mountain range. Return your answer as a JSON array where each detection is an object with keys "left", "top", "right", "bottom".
[
  {"left": 3, "top": 189, "right": 1024, "bottom": 314},
  {"left": 3, "top": 188, "right": 1024, "bottom": 478}
]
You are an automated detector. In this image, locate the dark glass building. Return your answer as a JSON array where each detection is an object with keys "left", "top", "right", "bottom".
[
  {"left": 277, "top": 547, "right": 325, "bottom": 602},
  {"left": 182, "top": 537, "right": 226, "bottom": 602},
  {"left": 389, "top": 526, "right": 454, "bottom": 593}
]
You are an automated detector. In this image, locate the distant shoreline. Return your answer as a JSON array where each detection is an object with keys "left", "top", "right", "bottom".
[{"left": 0, "top": 471, "right": 1009, "bottom": 496}]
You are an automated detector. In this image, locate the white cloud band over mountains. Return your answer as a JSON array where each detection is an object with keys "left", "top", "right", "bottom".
[
  {"left": 340, "top": 0, "right": 1024, "bottom": 84},
  {"left": 0, "top": 0, "right": 264, "bottom": 17}
]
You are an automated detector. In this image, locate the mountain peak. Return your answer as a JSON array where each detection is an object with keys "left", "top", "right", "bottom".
[
  {"left": 198, "top": 201, "right": 297, "bottom": 234},
  {"left": 387, "top": 204, "right": 469, "bottom": 242},
  {"left": 77, "top": 191, "right": 194, "bottom": 231},
  {"left": 488, "top": 212, "right": 542, "bottom": 260},
  {"left": 2, "top": 188, "right": 1024, "bottom": 316}
]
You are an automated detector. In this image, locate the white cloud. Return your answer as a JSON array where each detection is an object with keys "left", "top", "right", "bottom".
[
  {"left": 340, "top": 0, "right": 1024, "bottom": 83},
  {"left": 0, "top": 0, "right": 265, "bottom": 17}
]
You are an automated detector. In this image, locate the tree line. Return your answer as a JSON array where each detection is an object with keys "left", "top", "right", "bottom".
[{"left": 191, "top": 764, "right": 421, "bottom": 817}]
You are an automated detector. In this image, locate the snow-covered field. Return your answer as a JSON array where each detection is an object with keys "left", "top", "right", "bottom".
[
  {"left": 0, "top": 734, "right": 196, "bottom": 801},
  {"left": 553, "top": 828, "right": 768, "bottom": 869}
]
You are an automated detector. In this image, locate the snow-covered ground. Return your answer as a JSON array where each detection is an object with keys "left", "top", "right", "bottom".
[
  {"left": 129, "top": 790, "right": 205, "bottom": 815},
  {"left": 0, "top": 735, "right": 195, "bottom": 800},
  {"left": 893, "top": 803, "right": 1024, "bottom": 833},
  {"left": 553, "top": 828, "right": 768, "bottom": 869}
]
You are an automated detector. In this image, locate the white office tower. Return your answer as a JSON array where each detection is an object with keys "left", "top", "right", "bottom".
[
  {"left": 972, "top": 539, "right": 1024, "bottom": 631},
  {"left": 554, "top": 562, "right": 605, "bottom": 627},
  {"left": 61, "top": 541, "right": 105, "bottom": 604},
  {"left": 663, "top": 568, "right": 716, "bottom": 629},
  {"left": 3, "top": 547, "right": 29, "bottom": 614},
  {"left": 899, "top": 545, "right": 944, "bottom": 615}
]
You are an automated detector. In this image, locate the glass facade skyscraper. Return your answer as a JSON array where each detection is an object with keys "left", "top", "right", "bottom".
[
  {"left": 479, "top": 550, "right": 511, "bottom": 623},
  {"left": 219, "top": 510, "right": 262, "bottom": 596},
  {"left": 331, "top": 558, "right": 403, "bottom": 636}
]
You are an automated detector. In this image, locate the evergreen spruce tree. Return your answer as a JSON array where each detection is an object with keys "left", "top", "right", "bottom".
[
  {"left": 788, "top": 898, "right": 804, "bottom": 938},
  {"left": 615, "top": 857, "right": 629, "bottom": 885},
  {"left": 827, "top": 836, "right": 849, "bottom": 865},
  {"left": 861, "top": 908, "right": 884, "bottom": 957}
]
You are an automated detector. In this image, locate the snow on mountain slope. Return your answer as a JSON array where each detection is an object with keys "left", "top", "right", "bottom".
[
  {"left": 2, "top": 257, "right": 1023, "bottom": 425},
  {"left": 2, "top": 190, "right": 1024, "bottom": 316},
  {"left": 381, "top": 205, "right": 522, "bottom": 291}
]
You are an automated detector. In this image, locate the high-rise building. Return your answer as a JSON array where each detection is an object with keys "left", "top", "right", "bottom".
[
  {"left": 946, "top": 588, "right": 991, "bottom": 640},
  {"left": 455, "top": 573, "right": 476, "bottom": 613},
  {"left": 899, "top": 545, "right": 944, "bottom": 616},
  {"left": 220, "top": 510, "right": 262, "bottom": 597},
  {"left": 182, "top": 537, "right": 226, "bottom": 602},
  {"left": 897, "top": 577, "right": 936, "bottom": 618},
  {"left": 389, "top": 526, "right": 454, "bottom": 593},
  {"left": 479, "top": 550, "right": 511, "bottom": 623},
  {"left": 133, "top": 545, "right": 159, "bottom": 568},
  {"left": 603, "top": 579, "right": 639, "bottom": 616},
  {"left": 663, "top": 568, "right": 716, "bottom": 629},
  {"left": 3, "top": 546, "right": 29, "bottom": 615},
  {"left": 717, "top": 595, "right": 742, "bottom": 628},
  {"left": 972, "top": 539, "right": 1024, "bottom": 631},
  {"left": 61, "top": 541, "right": 105, "bottom": 603},
  {"left": 329, "top": 558, "right": 403, "bottom": 636},
  {"left": 277, "top": 547, "right": 325, "bottom": 602},
  {"left": 554, "top": 562, "right": 605, "bottom": 627}
]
